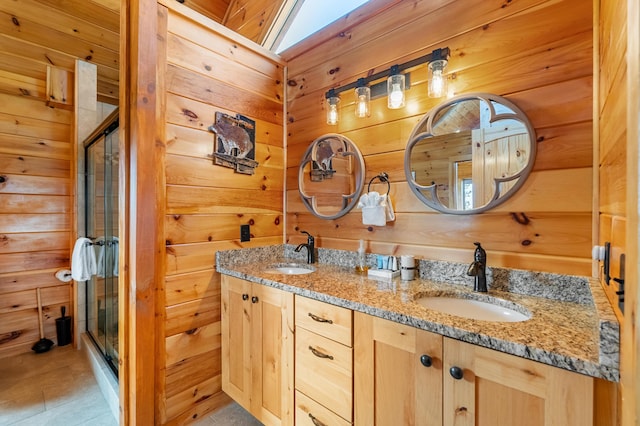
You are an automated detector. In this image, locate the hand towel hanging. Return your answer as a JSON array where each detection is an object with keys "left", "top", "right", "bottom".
[
  {"left": 358, "top": 173, "right": 395, "bottom": 226},
  {"left": 71, "top": 237, "right": 97, "bottom": 281}
]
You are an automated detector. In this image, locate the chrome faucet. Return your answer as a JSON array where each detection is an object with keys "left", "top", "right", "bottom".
[
  {"left": 467, "top": 242, "right": 487, "bottom": 292},
  {"left": 295, "top": 230, "right": 315, "bottom": 264}
]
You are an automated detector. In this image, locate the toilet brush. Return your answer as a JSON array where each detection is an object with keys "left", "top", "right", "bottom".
[{"left": 32, "top": 288, "right": 54, "bottom": 353}]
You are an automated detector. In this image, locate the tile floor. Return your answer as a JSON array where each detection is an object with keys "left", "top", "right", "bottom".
[
  {"left": 0, "top": 344, "right": 116, "bottom": 425},
  {"left": 195, "top": 403, "right": 262, "bottom": 426},
  {"left": 0, "top": 344, "right": 261, "bottom": 426}
]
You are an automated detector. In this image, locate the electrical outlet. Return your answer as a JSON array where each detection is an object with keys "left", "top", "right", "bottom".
[{"left": 240, "top": 224, "right": 250, "bottom": 242}]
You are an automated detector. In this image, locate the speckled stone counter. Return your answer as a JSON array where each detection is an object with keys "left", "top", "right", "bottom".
[{"left": 216, "top": 245, "right": 619, "bottom": 381}]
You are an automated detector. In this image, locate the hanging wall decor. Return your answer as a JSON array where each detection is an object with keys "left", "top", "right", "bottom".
[{"left": 208, "top": 112, "right": 258, "bottom": 175}]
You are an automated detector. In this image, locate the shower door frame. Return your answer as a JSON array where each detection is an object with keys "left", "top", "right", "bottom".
[{"left": 84, "top": 112, "right": 120, "bottom": 376}]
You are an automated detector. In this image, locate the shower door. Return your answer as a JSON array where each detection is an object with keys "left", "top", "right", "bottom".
[{"left": 85, "top": 115, "right": 119, "bottom": 375}]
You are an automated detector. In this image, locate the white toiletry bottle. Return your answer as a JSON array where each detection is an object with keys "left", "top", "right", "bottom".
[{"left": 355, "top": 239, "right": 368, "bottom": 273}]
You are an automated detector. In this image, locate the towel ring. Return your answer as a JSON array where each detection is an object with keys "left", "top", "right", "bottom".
[{"left": 367, "top": 172, "right": 390, "bottom": 195}]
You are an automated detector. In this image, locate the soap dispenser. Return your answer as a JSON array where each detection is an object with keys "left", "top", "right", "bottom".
[{"left": 355, "top": 239, "right": 368, "bottom": 274}]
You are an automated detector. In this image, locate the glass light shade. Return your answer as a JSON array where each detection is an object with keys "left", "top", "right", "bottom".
[
  {"left": 428, "top": 59, "right": 448, "bottom": 98},
  {"left": 326, "top": 95, "right": 340, "bottom": 125},
  {"left": 387, "top": 73, "right": 405, "bottom": 109},
  {"left": 354, "top": 85, "right": 370, "bottom": 118}
]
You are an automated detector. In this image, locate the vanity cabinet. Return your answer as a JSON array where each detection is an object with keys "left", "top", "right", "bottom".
[
  {"left": 443, "top": 338, "right": 594, "bottom": 426},
  {"left": 220, "top": 275, "right": 294, "bottom": 426},
  {"left": 354, "top": 312, "right": 443, "bottom": 425},
  {"left": 294, "top": 295, "right": 354, "bottom": 425},
  {"left": 355, "top": 312, "right": 600, "bottom": 426}
]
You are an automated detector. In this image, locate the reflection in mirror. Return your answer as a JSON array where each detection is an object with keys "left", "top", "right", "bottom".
[
  {"left": 299, "top": 133, "right": 365, "bottom": 219},
  {"left": 404, "top": 93, "right": 536, "bottom": 214}
]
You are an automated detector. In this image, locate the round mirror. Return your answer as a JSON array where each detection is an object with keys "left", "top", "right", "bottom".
[
  {"left": 404, "top": 93, "right": 536, "bottom": 214},
  {"left": 299, "top": 133, "right": 365, "bottom": 220}
]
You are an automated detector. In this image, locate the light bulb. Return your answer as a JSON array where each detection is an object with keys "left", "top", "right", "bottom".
[
  {"left": 428, "top": 59, "right": 448, "bottom": 98},
  {"left": 354, "top": 83, "right": 370, "bottom": 118},
  {"left": 430, "top": 70, "right": 444, "bottom": 97},
  {"left": 328, "top": 103, "right": 338, "bottom": 125},
  {"left": 356, "top": 94, "right": 368, "bottom": 117},
  {"left": 326, "top": 91, "right": 340, "bottom": 125},
  {"left": 388, "top": 83, "right": 404, "bottom": 109},
  {"left": 387, "top": 70, "right": 405, "bottom": 109}
]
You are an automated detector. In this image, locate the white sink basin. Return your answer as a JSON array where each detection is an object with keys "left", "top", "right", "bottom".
[
  {"left": 416, "top": 296, "right": 531, "bottom": 322},
  {"left": 264, "top": 263, "right": 315, "bottom": 275}
]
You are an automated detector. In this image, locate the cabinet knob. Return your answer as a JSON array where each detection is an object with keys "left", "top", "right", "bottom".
[
  {"left": 251, "top": 296, "right": 259, "bottom": 304},
  {"left": 308, "top": 312, "right": 333, "bottom": 324},
  {"left": 420, "top": 354, "right": 433, "bottom": 367},
  {"left": 308, "top": 413, "right": 327, "bottom": 426},
  {"left": 242, "top": 293, "right": 249, "bottom": 301},
  {"left": 449, "top": 366, "right": 464, "bottom": 380}
]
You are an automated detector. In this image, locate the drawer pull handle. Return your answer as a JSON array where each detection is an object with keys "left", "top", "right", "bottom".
[
  {"left": 251, "top": 296, "right": 259, "bottom": 304},
  {"left": 309, "top": 413, "right": 327, "bottom": 426},
  {"left": 309, "top": 345, "right": 334, "bottom": 360},
  {"left": 308, "top": 312, "right": 333, "bottom": 324},
  {"left": 242, "top": 293, "right": 249, "bottom": 301}
]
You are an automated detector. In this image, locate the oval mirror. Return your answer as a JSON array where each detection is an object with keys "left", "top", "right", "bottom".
[
  {"left": 299, "top": 133, "right": 365, "bottom": 220},
  {"left": 404, "top": 93, "right": 536, "bottom": 214}
]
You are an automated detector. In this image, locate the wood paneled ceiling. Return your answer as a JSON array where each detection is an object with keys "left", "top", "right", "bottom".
[{"left": 0, "top": 0, "right": 289, "bottom": 106}]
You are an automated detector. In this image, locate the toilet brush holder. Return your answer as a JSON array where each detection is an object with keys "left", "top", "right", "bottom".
[{"left": 56, "top": 306, "right": 72, "bottom": 346}]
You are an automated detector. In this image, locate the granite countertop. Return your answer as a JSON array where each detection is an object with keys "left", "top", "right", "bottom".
[{"left": 216, "top": 245, "right": 619, "bottom": 381}]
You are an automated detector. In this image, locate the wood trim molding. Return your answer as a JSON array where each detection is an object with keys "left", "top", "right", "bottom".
[
  {"left": 119, "top": 0, "right": 161, "bottom": 423},
  {"left": 623, "top": 0, "right": 640, "bottom": 423},
  {"left": 592, "top": 0, "right": 601, "bottom": 279}
]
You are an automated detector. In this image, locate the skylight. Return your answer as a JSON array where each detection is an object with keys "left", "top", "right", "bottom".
[{"left": 275, "top": 0, "right": 370, "bottom": 53}]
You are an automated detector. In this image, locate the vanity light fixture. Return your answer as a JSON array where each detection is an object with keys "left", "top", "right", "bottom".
[
  {"left": 387, "top": 65, "right": 406, "bottom": 109},
  {"left": 324, "top": 47, "right": 449, "bottom": 125},
  {"left": 428, "top": 49, "right": 448, "bottom": 98},
  {"left": 354, "top": 78, "right": 371, "bottom": 118},
  {"left": 326, "top": 89, "right": 340, "bottom": 125}
]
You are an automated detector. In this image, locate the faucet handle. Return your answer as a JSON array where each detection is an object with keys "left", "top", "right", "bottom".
[{"left": 472, "top": 242, "right": 486, "bottom": 262}]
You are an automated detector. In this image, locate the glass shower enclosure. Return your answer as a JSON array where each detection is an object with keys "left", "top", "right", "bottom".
[{"left": 84, "top": 112, "right": 119, "bottom": 375}]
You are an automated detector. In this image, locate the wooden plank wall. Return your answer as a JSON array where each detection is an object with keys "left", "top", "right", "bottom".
[
  {"left": 158, "top": 2, "right": 285, "bottom": 423},
  {"left": 597, "top": 0, "right": 627, "bottom": 322},
  {"left": 0, "top": 92, "right": 72, "bottom": 357},
  {"left": 285, "top": 0, "right": 594, "bottom": 276}
]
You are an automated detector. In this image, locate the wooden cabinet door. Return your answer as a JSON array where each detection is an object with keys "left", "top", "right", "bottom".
[
  {"left": 443, "top": 337, "right": 594, "bottom": 426},
  {"left": 354, "top": 312, "right": 443, "bottom": 426},
  {"left": 251, "top": 283, "right": 294, "bottom": 426},
  {"left": 221, "top": 275, "right": 252, "bottom": 410},
  {"left": 221, "top": 276, "right": 294, "bottom": 426}
]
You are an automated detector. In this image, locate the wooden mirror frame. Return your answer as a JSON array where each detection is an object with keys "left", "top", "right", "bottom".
[
  {"left": 404, "top": 93, "right": 537, "bottom": 214},
  {"left": 298, "top": 133, "right": 366, "bottom": 220}
]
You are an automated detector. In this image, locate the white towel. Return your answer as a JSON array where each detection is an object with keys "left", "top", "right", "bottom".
[
  {"left": 383, "top": 194, "right": 395, "bottom": 222},
  {"left": 357, "top": 192, "right": 395, "bottom": 226},
  {"left": 71, "top": 237, "right": 97, "bottom": 281}
]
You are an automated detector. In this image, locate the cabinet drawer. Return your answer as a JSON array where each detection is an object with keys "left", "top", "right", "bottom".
[
  {"left": 296, "top": 390, "right": 351, "bottom": 426},
  {"left": 296, "top": 328, "right": 353, "bottom": 421},
  {"left": 295, "top": 296, "right": 352, "bottom": 346}
]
